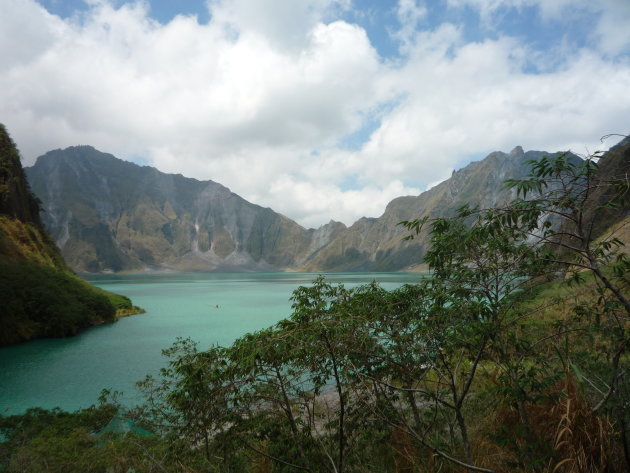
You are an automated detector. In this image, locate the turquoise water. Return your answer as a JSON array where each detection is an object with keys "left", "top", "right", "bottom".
[{"left": 0, "top": 272, "right": 423, "bottom": 415}]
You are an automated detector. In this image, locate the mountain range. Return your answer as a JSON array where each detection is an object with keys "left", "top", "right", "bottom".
[{"left": 25, "top": 144, "right": 573, "bottom": 273}]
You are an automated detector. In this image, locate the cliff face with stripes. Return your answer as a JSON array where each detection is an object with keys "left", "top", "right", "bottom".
[
  {"left": 298, "top": 146, "right": 558, "bottom": 271},
  {"left": 26, "top": 145, "right": 345, "bottom": 272}
]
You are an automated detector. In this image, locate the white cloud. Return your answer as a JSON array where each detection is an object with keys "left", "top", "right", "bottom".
[
  {"left": 594, "top": 0, "right": 630, "bottom": 56},
  {"left": 533, "top": 0, "right": 630, "bottom": 58},
  {"left": 1, "top": 0, "right": 629, "bottom": 229},
  {"left": 266, "top": 175, "right": 421, "bottom": 228},
  {"left": 0, "top": 0, "right": 63, "bottom": 72},
  {"left": 446, "top": 0, "right": 572, "bottom": 20},
  {"left": 358, "top": 31, "right": 630, "bottom": 188},
  {"left": 394, "top": 0, "right": 428, "bottom": 51},
  {"left": 206, "top": 0, "right": 351, "bottom": 51}
]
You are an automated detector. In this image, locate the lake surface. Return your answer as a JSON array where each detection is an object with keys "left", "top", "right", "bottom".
[{"left": 0, "top": 272, "right": 424, "bottom": 415}]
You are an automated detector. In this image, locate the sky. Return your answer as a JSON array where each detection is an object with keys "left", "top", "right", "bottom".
[{"left": 1, "top": 0, "right": 629, "bottom": 228}]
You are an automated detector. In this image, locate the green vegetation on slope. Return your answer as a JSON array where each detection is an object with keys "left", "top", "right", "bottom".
[
  {"left": 0, "top": 255, "right": 144, "bottom": 345},
  {"left": 0, "top": 258, "right": 115, "bottom": 345},
  {"left": 0, "top": 215, "right": 66, "bottom": 270},
  {"left": 0, "top": 124, "right": 143, "bottom": 346},
  {"left": 0, "top": 126, "right": 41, "bottom": 225}
]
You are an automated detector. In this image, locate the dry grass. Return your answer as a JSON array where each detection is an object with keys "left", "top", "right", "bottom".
[
  {"left": 391, "top": 426, "right": 419, "bottom": 473},
  {"left": 473, "top": 377, "right": 623, "bottom": 473},
  {"left": 545, "top": 379, "right": 618, "bottom": 473},
  {"left": 596, "top": 215, "right": 630, "bottom": 255},
  {"left": 251, "top": 445, "right": 272, "bottom": 473}
]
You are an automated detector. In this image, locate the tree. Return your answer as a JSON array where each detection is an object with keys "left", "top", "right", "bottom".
[
  {"left": 501, "top": 147, "right": 630, "bottom": 467},
  {"left": 396, "top": 139, "right": 630, "bottom": 471},
  {"left": 131, "top": 139, "right": 629, "bottom": 473},
  {"left": 396, "top": 206, "right": 543, "bottom": 472}
]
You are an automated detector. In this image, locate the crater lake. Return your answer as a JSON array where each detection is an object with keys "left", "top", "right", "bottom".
[{"left": 0, "top": 272, "right": 424, "bottom": 415}]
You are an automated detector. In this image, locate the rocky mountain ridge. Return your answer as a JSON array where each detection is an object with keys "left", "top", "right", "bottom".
[
  {"left": 26, "top": 144, "right": 573, "bottom": 273},
  {"left": 299, "top": 146, "right": 553, "bottom": 271},
  {"left": 27, "top": 146, "right": 348, "bottom": 272}
]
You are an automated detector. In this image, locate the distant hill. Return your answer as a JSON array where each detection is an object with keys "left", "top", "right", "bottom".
[
  {"left": 0, "top": 125, "right": 137, "bottom": 346},
  {"left": 27, "top": 142, "right": 627, "bottom": 274}
]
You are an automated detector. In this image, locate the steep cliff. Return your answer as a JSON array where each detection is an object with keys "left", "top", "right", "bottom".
[
  {"left": 26, "top": 146, "right": 332, "bottom": 272},
  {"left": 586, "top": 137, "right": 630, "bottom": 242}
]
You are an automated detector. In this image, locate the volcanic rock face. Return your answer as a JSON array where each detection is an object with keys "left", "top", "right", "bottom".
[
  {"left": 27, "top": 145, "right": 561, "bottom": 273},
  {"left": 299, "top": 146, "right": 551, "bottom": 271},
  {"left": 27, "top": 146, "right": 331, "bottom": 272}
]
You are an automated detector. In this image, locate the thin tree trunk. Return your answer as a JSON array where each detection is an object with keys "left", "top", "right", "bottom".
[
  {"left": 324, "top": 332, "right": 345, "bottom": 473},
  {"left": 405, "top": 388, "right": 423, "bottom": 433},
  {"left": 455, "top": 407, "right": 473, "bottom": 467}
]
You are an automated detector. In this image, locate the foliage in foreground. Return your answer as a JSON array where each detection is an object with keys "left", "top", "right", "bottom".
[
  {"left": 1, "top": 146, "right": 628, "bottom": 472},
  {"left": 0, "top": 404, "right": 210, "bottom": 473}
]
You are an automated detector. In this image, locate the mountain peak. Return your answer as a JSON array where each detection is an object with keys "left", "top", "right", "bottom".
[
  {"left": 509, "top": 145, "right": 524, "bottom": 157},
  {"left": 26, "top": 146, "right": 321, "bottom": 272}
]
